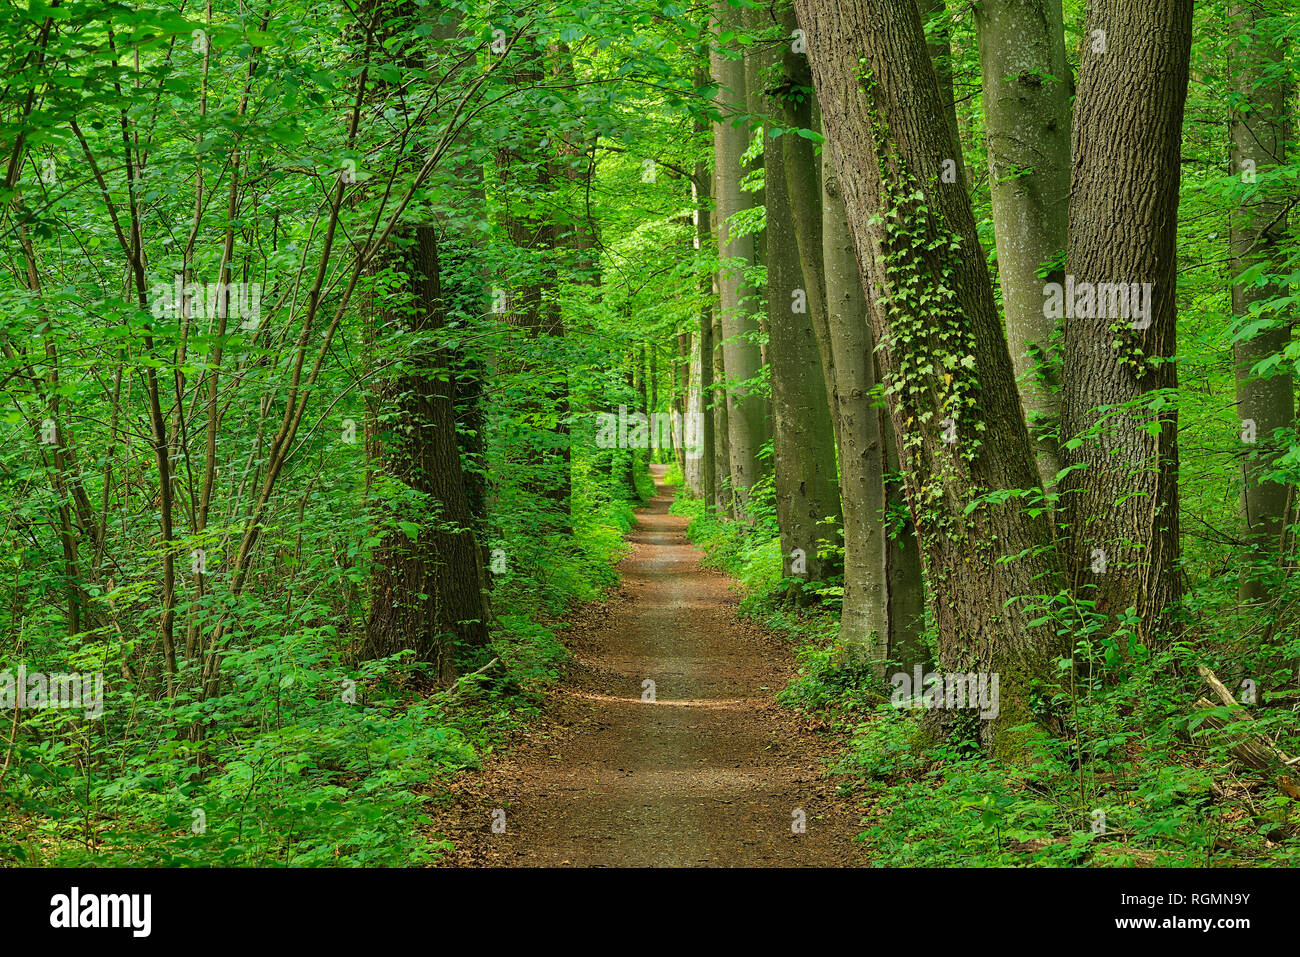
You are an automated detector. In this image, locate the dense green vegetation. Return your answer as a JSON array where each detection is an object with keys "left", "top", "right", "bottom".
[{"left": 2, "top": 0, "right": 1300, "bottom": 868}]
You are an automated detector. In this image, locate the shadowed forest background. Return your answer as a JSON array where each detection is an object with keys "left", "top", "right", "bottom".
[{"left": 2, "top": 0, "right": 1300, "bottom": 868}]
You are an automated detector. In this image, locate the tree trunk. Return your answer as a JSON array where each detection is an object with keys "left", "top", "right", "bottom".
[
  {"left": 774, "top": 2, "right": 841, "bottom": 458},
  {"left": 363, "top": 226, "right": 492, "bottom": 680},
  {"left": 919, "top": 0, "right": 961, "bottom": 168},
  {"left": 711, "top": 283, "right": 733, "bottom": 517},
  {"left": 823, "top": 143, "right": 926, "bottom": 673},
  {"left": 974, "top": 0, "right": 1071, "bottom": 489},
  {"left": 823, "top": 152, "right": 890, "bottom": 666},
  {"left": 1229, "top": 0, "right": 1292, "bottom": 604},
  {"left": 713, "top": 0, "right": 768, "bottom": 519},
  {"left": 794, "top": 0, "right": 1067, "bottom": 751},
  {"left": 765, "top": 81, "right": 842, "bottom": 586},
  {"left": 695, "top": 156, "right": 718, "bottom": 507},
  {"left": 1059, "top": 0, "right": 1192, "bottom": 639}
]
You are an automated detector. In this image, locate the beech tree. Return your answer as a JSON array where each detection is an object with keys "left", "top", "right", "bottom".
[
  {"left": 1229, "top": 0, "right": 1293, "bottom": 604},
  {"left": 974, "top": 0, "right": 1072, "bottom": 488},
  {"left": 712, "top": 0, "right": 768, "bottom": 519}
]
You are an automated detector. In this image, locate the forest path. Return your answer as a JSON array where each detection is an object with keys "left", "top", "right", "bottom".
[{"left": 434, "top": 465, "right": 866, "bottom": 866}]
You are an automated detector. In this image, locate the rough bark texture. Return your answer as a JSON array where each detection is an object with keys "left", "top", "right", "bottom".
[
  {"left": 1060, "top": 0, "right": 1192, "bottom": 638},
  {"left": 1229, "top": 0, "right": 1292, "bottom": 603},
  {"left": 712, "top": 0, "right": 767, "bottom": 519},
  {"left": 975, "top": 0, "right": 1071, "bottom": 488},
  {"left": 883, "top": 382, "right": 928, "bottom": 673},
  {"left": 765, "top": 93, "right": 841, "bottom": 586},
  {"left": 794, "top": 0, "right": 1067, "bottom": 751},
  {"left": 363, "top": 226, "right": 492, "bottom": 680}
]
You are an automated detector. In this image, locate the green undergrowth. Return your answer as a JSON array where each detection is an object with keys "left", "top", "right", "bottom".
[
  {"left": 673, "top": 484, "right": 1300, "bottom": 868},
  {"left": 0, "top": 463, "right": 649, "bottom": 868}
]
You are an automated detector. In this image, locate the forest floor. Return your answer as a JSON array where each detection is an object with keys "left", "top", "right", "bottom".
[{"left": 431, "top": 464, "right": 866, "bottom": 866}]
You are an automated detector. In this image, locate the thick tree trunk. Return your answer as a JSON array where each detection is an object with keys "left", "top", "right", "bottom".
[
  {"left": 975, "top": 0, "right": 1071, "bottom": 489},
  {"left": 1059, "top": 0, "right": 1192, "bottom": 639},
  {"left": 364, "top": 226, "right": 492, "bottom": 680},
  {"left": 1229, "top": 0, "right": 1292, "bottom": 604},
  {"left": 713, "top": 0, "right": 768, "bottom": 519},
  {"left": 794, "top": 0, "right": 1067, "bottom": 750}
]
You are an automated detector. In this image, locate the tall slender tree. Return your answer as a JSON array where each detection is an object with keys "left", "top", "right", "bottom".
[
  {"left": 974, "top": 0, "right": 1072, "bottom": 488},
  {"left": 762, "top": 48, "right": 841, "bottom": 587},
  {"left": 712, "top": 0, "right": 769, "bottom": 519},
  {"left": 1229, "top": 0, "right": 1293, "bottom": 604}
]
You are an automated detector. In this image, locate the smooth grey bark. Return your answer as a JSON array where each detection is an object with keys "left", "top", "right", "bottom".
[
  {"left": 709, "top": 143, "right": 732, "bottom": 517},
  {"left": 683, "top": 328, "right": 704, "bottom": 494},
  {"left": 822, "top": 151, "right": 890, "bottom": 667},
  {"left": 823, "top": 144, "right": 925, "bottom": 672},
  {"left": 695, "top": 165, "right": 718, "bottom": 507},
  {"left": 1229, "top": 0, "right": 1292, "bottom": 603},
  {"left": 711, "top": 291, "right": 732, "bottom": 517},
  {"left": 974, "top": 0, "right": 1071, "bottom": 489},
  {"left": 765, "top": 87, "right": 841, "bottom": 586},
  {"left": 712, "top": 0, "right": 768, "bottom": 519},
  {"left": 774, "top": 2, "right": 841, "bottom": 458}
]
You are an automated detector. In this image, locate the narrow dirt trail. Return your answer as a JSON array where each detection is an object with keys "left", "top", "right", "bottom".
[{"left": 436, "top": 465, "right": 866, "bottom": 866}]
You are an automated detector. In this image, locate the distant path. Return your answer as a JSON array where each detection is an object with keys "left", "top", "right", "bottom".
[{"left": 435, "top": 464, "right": 866, "bottom": 867}]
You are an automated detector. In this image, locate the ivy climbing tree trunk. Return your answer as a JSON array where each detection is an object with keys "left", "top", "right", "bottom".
[
  {"left": 794, "top": 0, "right": 1067, "bottom": 750},
  {"left": 1059, "top": 0, "right": 1192, "bottom": 639}
]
